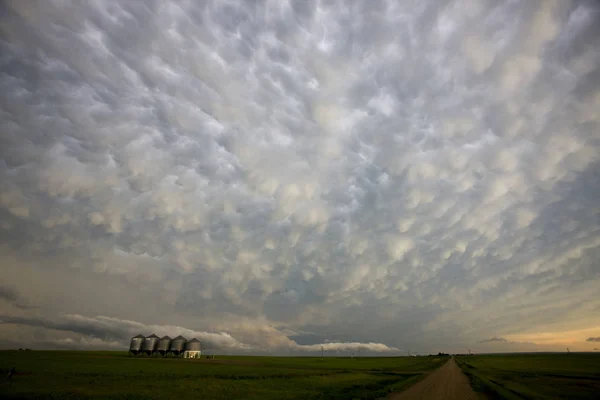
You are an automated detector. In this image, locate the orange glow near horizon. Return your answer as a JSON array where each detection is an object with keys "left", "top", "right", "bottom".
[{"left": 505, "top": 326, "right": 600, "bottom": 348}]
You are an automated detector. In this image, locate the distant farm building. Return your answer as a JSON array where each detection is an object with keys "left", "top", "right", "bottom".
[
  {"left": 142, "top": 334, "right": 160, "bottom": 355},
  {"left": 157, "top": 336, "right": 171, "bottom": 356},
  {"left": 129, "top": 334, "right": 201, "bottom": 358},
  {"left": 170, "top": 335, "right": 187, "bottom": 355},
  {"left": 129, "top": 334, "right": 145, "bottom": 355},
  {"left": 183, "top": 338, "right": 202, "bottom": 359}
]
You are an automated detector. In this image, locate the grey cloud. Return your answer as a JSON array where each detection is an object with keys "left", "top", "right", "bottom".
[
  {"left": 0, "top": 285, "right": 33, "bottom": 309},
  {"left": 0, "top": 337, "right": 124, "bottom": 351},
  {"left": 1, "top": 0, "right": 600, "bottom": 354},
  {"left": 587, "top": 337, "right": 600, "bottom": 342},
  {"left": 0, "top": 314, "right": 252, "bottom": 351},
  {"left": 0, "top": 315, "right": 129, "bottom": 343},
  {"left": 0, "top": 313, "right": 399, "bottom": 353},
  {"left": 0, "top": 286, "right": 19, "bottom": 303},
  {"left": 479, "top": 337, "right": 508, "bottom": 343}
]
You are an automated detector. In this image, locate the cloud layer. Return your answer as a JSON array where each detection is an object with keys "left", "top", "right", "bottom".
[
  {"left": 1, "top": 0, "right": 600, "bottom": 353},
  {"left": 479, "top": 337, "right": 508, "bottom": 343},
  {"left": 0, "top": 314, "right": 398, "bottom": 354}
]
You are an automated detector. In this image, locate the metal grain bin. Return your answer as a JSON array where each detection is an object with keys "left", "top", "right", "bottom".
[
  {"left": 169, "top": 335, "right": 187, "bottom": 355},
  {"left": 157, "top": 335, "right": 171, "bottom": 356},
  {"left": 142, "top": 333, "right": 160, "bottom": 355},
  {"left": 184, "top": 338, "right": 202, "bottom": 352},
  {"left": 184, "top": 338, "right": 202, "bottom": 359},
  {"left": 129, "top": 334, "right": 145, "bottom": 355}
]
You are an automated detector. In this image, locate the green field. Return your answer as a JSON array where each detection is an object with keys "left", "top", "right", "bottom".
[
  {"left": 0, "top": 351, "right": 448, "bottom": 399},
  {"left": 456, "top": 353, "right": 600, "bottom": 399}
]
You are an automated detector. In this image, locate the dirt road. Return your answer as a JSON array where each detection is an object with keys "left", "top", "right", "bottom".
[{"left": 389, "top": 357, "right": 483, "bottom": 400}]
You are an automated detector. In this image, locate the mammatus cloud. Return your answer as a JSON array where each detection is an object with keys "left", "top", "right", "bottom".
[
  {"left": 586, "top": 337, "right": 600, "bottom": 342},
  {"left": 1, "top": 0, "right": 600, "bottom": 353}
]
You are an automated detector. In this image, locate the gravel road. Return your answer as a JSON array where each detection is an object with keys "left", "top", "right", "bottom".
[{"left": 389, "top": 357, "right": 484, "bottom": 400}]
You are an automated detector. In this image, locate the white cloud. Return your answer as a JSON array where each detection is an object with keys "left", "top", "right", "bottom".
[
  {"left": 462, "top": 35, "right": 495, "bottom": 74},
  {"left": 295, "top": 342, "right": 399, "bottom": 353}
]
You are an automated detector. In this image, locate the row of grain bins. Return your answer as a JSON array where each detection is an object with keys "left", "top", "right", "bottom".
[{"left": 129, "top": 334, "right": 202, "bottom": 358}]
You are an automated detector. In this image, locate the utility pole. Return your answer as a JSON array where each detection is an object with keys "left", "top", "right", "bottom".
[{"left": 321, "top": 346, "right": 324, "bottom": 360}]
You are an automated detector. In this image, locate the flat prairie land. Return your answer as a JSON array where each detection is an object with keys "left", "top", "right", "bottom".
[
  {"left": 456, "top": 353, "right": 600, "bottom": 400},
  {"left": 0, "top": 351, "right": 447, "bottom": 399}
]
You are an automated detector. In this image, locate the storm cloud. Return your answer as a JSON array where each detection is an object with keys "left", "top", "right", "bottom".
[{"left": 1, "top": 0, "right": 599, "bottom": 353}]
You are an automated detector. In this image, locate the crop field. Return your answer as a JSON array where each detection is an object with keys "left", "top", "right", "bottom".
[
  {"left": 456, "top": 353, "right": 600, "bottom": 399},
  {"left": 0, "top": 351, "right": 447, "bottom": 399}
]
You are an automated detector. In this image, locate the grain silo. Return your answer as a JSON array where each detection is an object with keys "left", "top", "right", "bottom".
[
  {"left": 129, "top": 334, "right": 145, "bottom": 355},
  {"left": 157, "top": 335, "right": 172, "bottom": 356},
  {"left": 183, "top": 338, "right": 202, "bottom": 359},
  {"left": 169, "top": 335, "right": 187, "bottom": 356},
  {"left": 142, "top": 333, "right": 160, "bottom": 355}
]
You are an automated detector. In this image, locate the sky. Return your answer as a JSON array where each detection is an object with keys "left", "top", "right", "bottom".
[{"left": 0, "top": 0, "right": 599, "bottom": 355}]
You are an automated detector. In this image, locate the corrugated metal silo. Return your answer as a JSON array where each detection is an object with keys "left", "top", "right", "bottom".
[
  {"left": 169, "top": 335, "right": 187, "bottom": 355},
  {"left": 142, "top": 333, "right": 160, "bottom": 355},
  {"left": 183, "top": 338, "right": 202, "bottom": 359},
  {"left": 129, "top": 334, "right": 145, "bottom": 355},
  {"left": 185, "top": 338, "right": 202, "bottom": 352},
  {"left": 157, "top": 335, "right": 171, "bottom": 356}
]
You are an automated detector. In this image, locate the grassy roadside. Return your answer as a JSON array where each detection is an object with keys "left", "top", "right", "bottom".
[
  {"left": 455, "top": 357, "right": 522, "bottom": 400},
  {"left": 0, "top": 351, "right": 448, "bottom": 399},
  {"left": 455, "top": 354, "right": 600, "bottom": 400}
]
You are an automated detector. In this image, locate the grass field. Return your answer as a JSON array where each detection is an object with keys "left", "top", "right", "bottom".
[
  {"left": 456, "top": 353, "right": 600, "bottom": 399},
  {"left": 0, "top": 351, "right": 448, "bottom": 399}
]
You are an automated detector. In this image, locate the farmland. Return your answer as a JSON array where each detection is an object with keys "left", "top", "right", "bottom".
[
  {"left": 456, "top": 353, "right": 600, "bottom": 399},
  {"left": 0, "top": 351, "right": 447, "bottom": 399}
]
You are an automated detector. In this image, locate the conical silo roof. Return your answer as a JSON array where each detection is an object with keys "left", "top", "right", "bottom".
[
  {"left": 157, "top": 335, "right": 172, "bottom": 353},
  {"left": 142, "top": 333, "right": 160, "bottom": 353},
  {"left": 184, "top": 338, "right": 201, "bottom": 352},
  {"left": 169, "top": 335, "right": 187, "bottom": 354}
]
